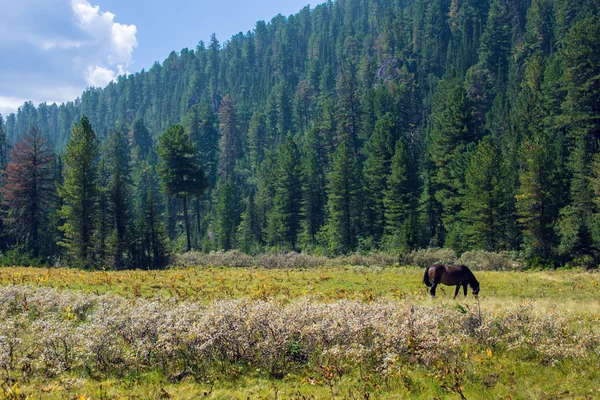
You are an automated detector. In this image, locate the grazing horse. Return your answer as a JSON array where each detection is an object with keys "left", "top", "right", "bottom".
[{"left": 423, "top": 264, "right": 480, "bottom": 298}]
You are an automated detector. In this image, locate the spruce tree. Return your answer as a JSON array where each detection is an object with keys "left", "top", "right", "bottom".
[
  {"left": 556, "top": 137, "right": 598, "bottom": 266},
  {"left": 105, "top": 128, "right": 132, "bottom": 269},
  {"left": 428, "top": 84, "right": 476, "bottom": 249},
  {"left": 462, "top": 136, "right": 504, "bottom": 250},
  {"left": 218, "top": 95, "right": 241, "bottom": 180},
  {"left": 363, "top": 113, "right": 397, "bottom": 243},
  {"left": 301, "top": 128, "right": 326, "bottom": 245},
  {"left": 323, "top": 140, "right": 363, "bottom": 254},
  {"left": 215, "top": 180, "right": 240, "bottom": 250},
  {"left": 267, "top": 136, "right": 303, "bottom": 248},
  {"left": 383, "top": 138, "right": 420, "bottom": 250},
  {"left": 560, "top": 16, "right": 600, "bottom": 141},
  {"left": 129, "top": 118, "right": 152, "bottom": 159},
  {"left": 58, "top": 116, "right": 100, "bottom": 267}
]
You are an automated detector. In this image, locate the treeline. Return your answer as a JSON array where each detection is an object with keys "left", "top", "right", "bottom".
[{"left": 1, "top": 0, "right": 600, "bottom": 268}]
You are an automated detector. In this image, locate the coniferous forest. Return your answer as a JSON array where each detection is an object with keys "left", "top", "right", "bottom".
[{"left": 0, "top": 0, "right": 599, "bottom": 269}]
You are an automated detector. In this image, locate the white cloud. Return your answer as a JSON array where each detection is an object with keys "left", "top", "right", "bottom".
[
  {"left": 0, "top": 0, "right": 138, "bottom": 115},
  {"left": 86, "top": 65, "right": 117, "bottom": 87},
  {"left": 0, "top": 97, "right": 29, "bottom": 117},
  {"left": 71, "top": 0, "right": 138, "bottom": 84}
]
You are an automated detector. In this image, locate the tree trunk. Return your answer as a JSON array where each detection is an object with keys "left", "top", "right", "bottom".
[{"left": 183, "top": 196, "right": 192, "bottom": 252}]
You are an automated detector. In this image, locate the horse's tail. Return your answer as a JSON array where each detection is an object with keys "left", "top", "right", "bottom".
[{"left": 423, "top": 266, "right": 432, "bottom": 287}]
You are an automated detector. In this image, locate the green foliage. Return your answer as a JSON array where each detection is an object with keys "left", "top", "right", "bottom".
[
  {"left": 157, "top": 124, "right": 207, "bottom": 252},
  {"left": 322, "top": 141, "right": 363, "bottom": 254},
  {"left": 267, "top": 136, "right": 303, "bottom": 249},
  {"left": 216, "top": 180, "right": 241, "bottom": 251},
  {"left": 58, "top": 116, "right": 100, "bottom": 268},
  {"left": 2, "top": 0, "right": 600, "bottom": 268},
  {"left": 383, "top": 139, "right": 420, "bottom": 251}
]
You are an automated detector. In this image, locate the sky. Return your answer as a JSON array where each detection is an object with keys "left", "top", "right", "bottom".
[{"left": 0, "top": 0, "right": 322, "bottom": 116}]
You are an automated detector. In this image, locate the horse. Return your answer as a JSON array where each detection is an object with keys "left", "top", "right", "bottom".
[{"left": 423, "top": 263, "right": 480, "bottom": 298}]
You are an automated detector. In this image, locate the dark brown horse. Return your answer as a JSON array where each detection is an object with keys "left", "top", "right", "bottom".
[{"left": 423, "top": 264, "right": 480, "bottom": 298}]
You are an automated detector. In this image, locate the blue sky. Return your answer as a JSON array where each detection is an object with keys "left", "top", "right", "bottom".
[{"left": 0, "top": 0, "right": 321, "bottom": 116}]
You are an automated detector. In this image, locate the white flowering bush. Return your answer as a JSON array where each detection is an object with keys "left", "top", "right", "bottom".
[{"left": 0, "top": 286, "right": 597, "bottom": 385}]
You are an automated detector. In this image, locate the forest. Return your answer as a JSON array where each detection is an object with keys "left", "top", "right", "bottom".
[{"left": 0, "top": 0, "right": 599, "bottom": 269}]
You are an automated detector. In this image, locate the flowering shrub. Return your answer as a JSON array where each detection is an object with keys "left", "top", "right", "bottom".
[{"left": 0, "top": 286, "right": 597, "bottom": 384}]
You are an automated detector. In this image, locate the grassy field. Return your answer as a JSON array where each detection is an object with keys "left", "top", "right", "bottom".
[{"left": 0, "top": 265, "right": 599, "bottom": 399}]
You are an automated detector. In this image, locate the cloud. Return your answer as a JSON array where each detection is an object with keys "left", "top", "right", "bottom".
[
  {"left": 71, "top": 0, "right": 138, "bottom": 78},
  {"left": 0, "top": 0, "right": 138, "bottom": 115},
  {"left": 85, "top": 65, "right": 117, "bottom": 87},
  {"left": 0, "top": 97, "right": 29, "bottom": 118}
]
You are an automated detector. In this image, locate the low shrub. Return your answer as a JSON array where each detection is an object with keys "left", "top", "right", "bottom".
[
  {"left": 457, "top": 250, "right": 523, "bottom": 271},
  {"left": 175, "top": 250, "right": 400, "bottom": 269},
  {"left": 0, "top": 286, "right": 596, "bottom": 384},
  {"left": 402, "top": 248, "right": 457, "bottom": 268}
]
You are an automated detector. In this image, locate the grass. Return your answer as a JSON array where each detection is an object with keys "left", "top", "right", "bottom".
[
  {"left": 0, "top": 265, "right": 598, "bottom": 314},
  {"left": 1, "top": 265, "right": 599, "bottom": 399}
]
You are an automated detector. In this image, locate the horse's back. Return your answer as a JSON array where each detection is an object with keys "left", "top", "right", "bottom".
[
  {"left": 427, "top": 263, "right": 446, "bottom": 281},
  {"left": 430, "top": 263, "right": 474, "bottom": 285}
]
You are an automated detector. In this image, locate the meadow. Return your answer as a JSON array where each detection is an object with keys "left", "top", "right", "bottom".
[{"left": 0, "top": 264, "right": 599, "bottom": 399}]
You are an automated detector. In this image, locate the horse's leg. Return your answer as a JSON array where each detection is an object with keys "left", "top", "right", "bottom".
[
  {"left": 430, "top": 283, "right": 437, "bottom": 297},
  {"left": 453, "top": 285, "right": 460, "bottom": 299},
  {"left": 463, "top": 284, "right": 468, "bottom": 297}
]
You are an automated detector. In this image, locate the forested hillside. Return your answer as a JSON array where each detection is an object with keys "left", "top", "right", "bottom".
[{"left": 0, "top": 0, "right": 599, "bottom": 268}]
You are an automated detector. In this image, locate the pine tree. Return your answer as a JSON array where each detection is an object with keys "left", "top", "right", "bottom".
[
  {"left": 247, "top": 109, "right": 267, "bottom": 172},
  {"left": 462, "top": 136, "right": 504, "bottom": 250},
  {"left": 132, "top": 159, "right": 171, "bottom": 269},
  {"left": 255, "top": 151, "right": 277, "bottom": 244},
  {"left": 556, "top": 137, "right": 598, "bottom": 266},
  {"left": 58, "top": 116, "right": 100, "bottom": 267},
  {"left": 0, "top": 114, "right": 8, "bottom": 171},
  {"left": 218, "top": 95, "right": 241, "bottom": 180},
  {"left": 560, "top": 16, "right": 600, "bottom": 141},
  {"left": 301, "top": 128, "right": 326, "bottom": 245},
  {"left": 0, "top": 127, "right": 55, "bottom": 258},
  {"left": 363, "top": 113, "right": 397, "bottom": 243},
  {"left": 157, "top": 124, "right": 207, "bottom": 252},
  {"left": 237, "top": 191, "right": 260, "bottom": 253},
  {"left": 323, "top": 140, "right": 363, "bottom": 254},
  {"left": 184, "top": 100, "right": 219, "bottom": 186},
  {"left": 215, "top": 180, "right": 240, "bottom": 250},
  {"left": 267, "top": 136, "right": 303, "bottom": 248},
  {"left": 129, "top": 118, "right": 152, "bottom": 159},
  {"left": 143, "top": 170, "right": 171, "bottom": 269},
  {"left": 383, "top": 138, "right": 420, "bottom": 250},
  {"left": 105, "top": 128, "right": 132, "bottom": 269},
  {"left": 428, "top": 84, "right": 476, "bottom": 249},
  {"left": 516, "top": 129, "right": 565, "bottom": 263}
]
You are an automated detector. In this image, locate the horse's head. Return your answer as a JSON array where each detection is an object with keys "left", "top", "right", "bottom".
[{"left": 471, "top": 281, "right": 480, "bottom": 297}]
